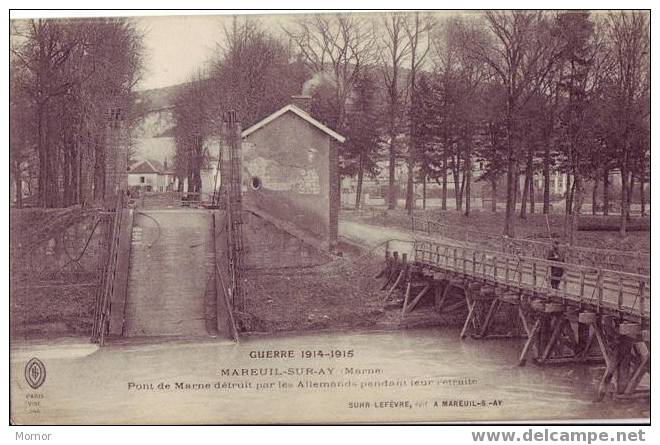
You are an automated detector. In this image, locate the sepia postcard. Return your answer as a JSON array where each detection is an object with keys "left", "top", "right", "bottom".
[{"left": 9, "top": 9, "right": 650, "bottom": 425}]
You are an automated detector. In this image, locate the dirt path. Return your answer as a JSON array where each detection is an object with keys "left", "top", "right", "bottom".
[
  {"left": 338, "top": 219, "right": 463, "bottom": 256},
  {"left": 123, "top": 210, "right": 215, "bottom": 337}
]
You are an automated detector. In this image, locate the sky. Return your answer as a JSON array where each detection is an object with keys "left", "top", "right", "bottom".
[
  {"left": 134, "top": 15, "right": 228, "bottom": 91},
  {"left": 134, "top": 13, "right": 292, "bottom": 91},
  {"left": 132, "top": 11, "right": 463, "bottom": 91},
  {"left": 13, "top": 11, "right": 456, "bottom": 92}
]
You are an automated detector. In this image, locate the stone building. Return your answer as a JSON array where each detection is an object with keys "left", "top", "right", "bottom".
[
  {"left": 127, "top": 159, "right": 176, "bottom": 192},
  {"left": 241, "top": 98, "right": 345, "bottom": 248}
]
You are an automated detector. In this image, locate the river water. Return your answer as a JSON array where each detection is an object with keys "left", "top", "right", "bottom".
[{"left": 10, "top": 328, "right": 648, "bottom": 424}]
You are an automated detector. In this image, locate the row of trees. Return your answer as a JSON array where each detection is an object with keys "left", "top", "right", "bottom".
[
  {"left": 172, "top": 11, "right": 649, "bottom": 238},
  {"left": 284, "top": 11, "right": 649, "bottom": 238},
  {"left": 10, "top": 18, "right": 144, "bottom": 208},
  {"left": 171, "top": 17, "right": 309, "bottom": 190}
]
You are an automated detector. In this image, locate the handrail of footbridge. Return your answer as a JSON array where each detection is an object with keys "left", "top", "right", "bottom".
[
  {"left": 413, "top": 239, "right": 650, "bottom": 321},
  {"left": 417, "top": 219, "right": 650, "bottom": 275}
]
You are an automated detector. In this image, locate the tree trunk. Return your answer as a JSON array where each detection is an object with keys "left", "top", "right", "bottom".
[
  {"left": 47, "top": 143, "right": 59, "bottom": 207},
  {"left": 529, "top": 175, "right": 535, "bottom": 214},
  {"left": 452, "top": 145, "right": 463, "bottom": 212},
  {"left": 640, "top": 179, "right": 646, "bottom": 216},
  {"left": 543, "top": 143, "right": 550, "bottom": 214},
  {"left": 564, "top": 177, "right": 576, "bottom": 238},
  {"left": 94, "top": 135, "right": 105, "bottom": 203},
  {"left": 70, "top": 141, "right": 79, "bottom": 205},
  {"left": 441, "top": 146, "right": 448, "bottom": 210},
  {"left": 459, "top": 172, "right": 466, "bottom": 211},
  {"left": 603, "top": 169, "right": 610, "bottom": 216},
  {"left": 187, "top": 165, "right": 194, "bottom": 193},
  {"left": 565, "top": 173, "right": 572, "bottom": 215},
  {"left": 454, "top": 167, "right": 462, "bottom": 211},
  {"left": 620, "top": 164, "right": 628, "bottom": 236},
  {"left": 388, "top": 137, "right": 397, "bottom": 210},
  {"left": 37, "top": 105, "right": 45, "bottom": 207},
  {"left": 591, "top": 175, "right": 599, "bottom": 215},
  {"left": 520, "top": 153, "right": 532, "bottom": 219},
  {"left": 355, "top": 151, "right": 365, "bottom": 210},
  {"left": 43, "top": 106, "right": 60, "bottom": 208},
  {"left": 405, "top": 156, "right": 414, "bottom": 214},
  {"left": 491, "top": 178, "right": 497, "bottom": 213},
  {"left": 520, "top": 165, "right": 529, "bottom": 219},
  {"left": 464, "top": 141, "right": 472, "bottom": 217},
  {"left": 512, "top": 166, "right": 520, "bottom": 217},
  {"left": 422, "top": 174, "right": 427, "bottom": 210},
  {"left": 626, "top": 172, "right": 633, "bottom": 222},
  {"left": 568, "top": 175, "right": 583, "bottom": 246},
  {"left": 504, "top": 156, "right": 516, "bottom": 237},
  {"left": 62, "top": 147, "right": 70, "bottom": 207},
  {"left": 194, "top": 170, "right": 202, "bottom": 194},
  {"left": 77, "top": 146, "right": 84, "bottom": 206},
  {"left": 504, "top": 104, "right": 516, "bottom": 237},
  {"left": 64, "top": 137, "right": 76, "bottom": 207},
  {"left": 12, "top": 161, "right": 22, "bottom": 208}
]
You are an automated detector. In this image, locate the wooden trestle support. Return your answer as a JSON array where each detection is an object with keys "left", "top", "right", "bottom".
[{"left": 377, "top": 241, "right": 650, "bottom": 402}]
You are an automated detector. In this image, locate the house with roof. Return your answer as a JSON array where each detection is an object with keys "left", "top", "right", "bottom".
[
  {"left": 127, "top": 158, "right": 176, "bottom": 193},
  {"left": 240, "top": 96, "right": 345, "bottom": 248}
]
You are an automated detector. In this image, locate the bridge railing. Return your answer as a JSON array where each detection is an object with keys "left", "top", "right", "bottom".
[
  {"left": 413, "top": 240, "right": 650, "bottom": 320},
  {"left": 420, "top": 219, "right": 649, "bottom": 275},
  {"left": 129, "top": 190, "right": 218, "bottom": 208},
  {"left": 215, "top": 263, "right": 240, "bottom": 342},
  {"left": 91, "top": 192, "right": 125, "bottom": 344}
]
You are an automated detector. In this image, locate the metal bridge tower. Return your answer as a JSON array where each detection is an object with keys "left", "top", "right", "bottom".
[{"left": 223, "top": 110, "right": 246, "bottom": 313}]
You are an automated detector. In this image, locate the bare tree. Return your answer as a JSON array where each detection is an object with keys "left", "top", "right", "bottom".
[
  {"left": 466, "top": 11, "right": 561, "bottom": 237},
  {"left": 378, "top": 12, "right": 411, "bottom": 210},
  {"left": 12, "top": 20, "right": 79, "bottom": 207},
  {"left": 449, "top": 18, "right": 489, "bottom": 216},
  {"left": 284, "top": 13, "right": 376, "bottom": 131},
  {"left": 11, "top": 18, "right": 143, "bottom": 208},
  {"left": 213, "top": 17, "right": 306, "bottom": 128},
  {"left": 284, "top": 13, "right": 376, "bottom": 210},
  {"left": 172, "top": 71, "right": 212, "bottom": 195},
  {"left": 601, "top": 11, "right": 649, "bottom": 236},
  {"left": 404, "top": 12, "right": 433, "bottom": 215}
]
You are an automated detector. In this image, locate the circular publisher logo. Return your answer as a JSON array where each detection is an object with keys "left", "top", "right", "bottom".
[{"left": 25, "top": 358, "right": 46, "bottom": 390}]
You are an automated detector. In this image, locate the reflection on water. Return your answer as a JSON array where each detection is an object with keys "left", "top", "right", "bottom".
[{"left": 10, "top": 328, "right": 648, "bottom": 424}]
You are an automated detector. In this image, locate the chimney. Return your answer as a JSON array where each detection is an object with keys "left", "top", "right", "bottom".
[{"left": 291, "top": 95, "right": 312, "bottom": 113}]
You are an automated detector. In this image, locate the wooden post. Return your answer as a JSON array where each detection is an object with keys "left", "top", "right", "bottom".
[
  {"left": 381, "top": 251, "right": 399, "bottom": 290},
  {"left": 625, "top": 343, "right": 650, "bottom": 395},
  {"left": 597, "top": 269, "right": 603, "bottom": 313},
  {"left": 385, "top": 253, "right": 406, "bottom": 300},
  {"left": 615, "top": 338, "right": 633, "bottom": 394},
  {"left": 404, "top": 283, "right": 432, "bottom": 315},
  {"left": 639, "top": 281, "right": 646, "bottom": 322},
  {"left": 519, "top": 318, "right": 542, "bottom": 366},
  {"left": 375, "top": 251, "right": 391, "bottom": 279}
]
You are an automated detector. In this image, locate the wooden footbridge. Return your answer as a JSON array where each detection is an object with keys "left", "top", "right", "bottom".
[
  {"left": 410, "top": 215, "right": 649, "bottom": 274},
  {"left": 379, "top": 239, "right": 650, "bottom": 401}
]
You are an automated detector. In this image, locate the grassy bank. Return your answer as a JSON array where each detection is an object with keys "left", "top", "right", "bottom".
[
  {"left": 10, "top": 208, "right": 102, "bottom": 340},
  {"left": 11, "top": 283, "right": 97, "bottom": 341},
  {"left": 342, "top": 208, "right": 650, "bottom": 252},
  {"left": 240, "top": 241, "right": 461, "bottom": 333}
]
